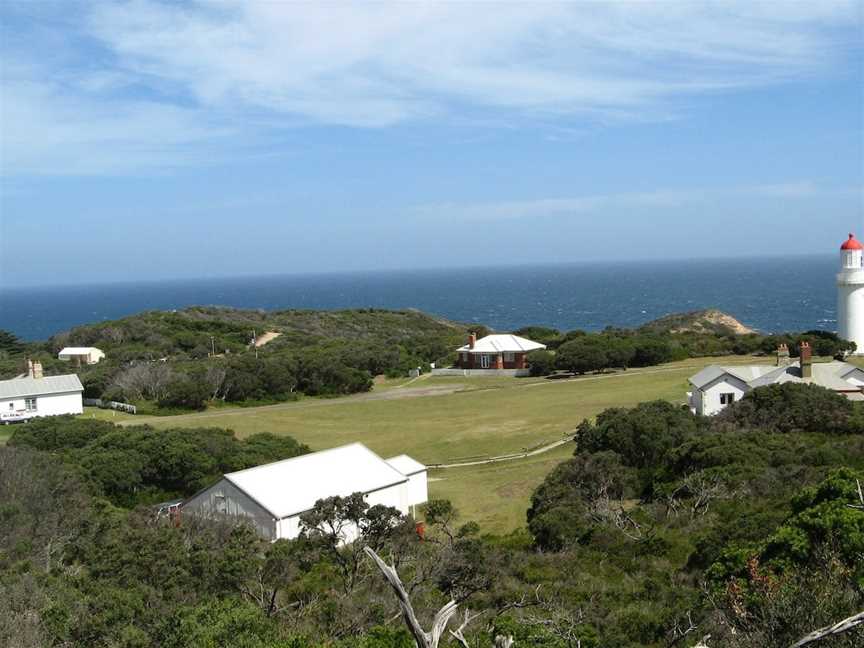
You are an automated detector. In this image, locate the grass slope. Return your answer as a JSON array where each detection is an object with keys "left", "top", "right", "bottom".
[{"left": 122, "top": 356, "right": 758, "bottom": 533}]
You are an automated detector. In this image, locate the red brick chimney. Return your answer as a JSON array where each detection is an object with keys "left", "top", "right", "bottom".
[
  {"left": 468, "top": 333, "right": 476, "bottom": 349},
  {"left": 799, "top": 341, "right": 812, "bottom": 379}
]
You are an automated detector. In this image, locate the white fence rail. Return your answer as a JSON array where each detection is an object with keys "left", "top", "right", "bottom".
[{"left": 83, "top": 398, "right": 137, "bottom": 414}]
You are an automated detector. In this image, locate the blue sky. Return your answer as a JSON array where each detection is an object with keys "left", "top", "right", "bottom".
[{"left": 1, "top": 1, "right": 862, "bottom": 287}]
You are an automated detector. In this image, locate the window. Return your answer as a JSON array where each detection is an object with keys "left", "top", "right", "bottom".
[
  {"left": 24, "top": 398, "right": 37, "bottom": 412},
  {"left": 7, "top": 403, "right": 12, "bottom": 410},
  {"left": 719, "top": 393, "right": 735, "bottom": 405},
  {"left": 480, "top": 354, "right": 491, "bottom": 368},
  {"left": 503, "top": 352, "right": 515, "bottom": 363}
]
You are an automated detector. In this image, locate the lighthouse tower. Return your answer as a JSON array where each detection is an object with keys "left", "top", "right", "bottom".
[{"left": 837, "top": 233, "right": 864, "bottom": 354}]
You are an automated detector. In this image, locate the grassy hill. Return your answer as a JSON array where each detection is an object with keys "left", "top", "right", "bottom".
[
  {"left": 48, "top": 306, "right": 474, "bottom": 361},
  {"left": 638, "top": 308, "right": 756, "bottom": 336}
]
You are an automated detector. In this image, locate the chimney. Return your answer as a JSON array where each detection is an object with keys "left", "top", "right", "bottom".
[
  {"left": 776, "top": 343, "right": 790, "bottom": 366},
  {"left": 32, "top": 361, "right": 44, "bottom": 379},
  {"left": 799, "top": 341, "right": 812, "bottom": 379},
  {"left": 468, "top": 333, "right": 476, "bottom": 349},
  {"left": 26, "top": 358, "right": 34, "bottom": 378}
]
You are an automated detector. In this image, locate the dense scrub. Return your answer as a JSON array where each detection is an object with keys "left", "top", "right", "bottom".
[
  {"left": 1, "top": 305, "right": 855, "bottom": 411},
  {"left": 2, "top": 383, "right": 863, "bottom": 647},
  {"left": 0, "top": 308, "right": 475, "bottom": 409},
  {"left": 7, "top": 416, "right": 309, "bottom": 507},
  {"left": 514, "top": 324, "right": 857, "bottom": 375}
]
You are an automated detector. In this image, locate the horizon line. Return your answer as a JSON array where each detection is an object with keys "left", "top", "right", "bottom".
[{"left": 0, "top": 251, "right": 836, "bottom": 292}]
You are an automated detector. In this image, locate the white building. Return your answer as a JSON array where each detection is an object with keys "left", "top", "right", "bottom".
[
  {"left": 688, "top": 343, "right": 864, "bottom": 416},
  {"left": 58, "top": 347, "right": 106, "bottom": 364},
  {"left": 435, "top": 333, "right": 546, "bottom": 376},
  {"left": 181, "top": 442, "right": 428, "bottom": 542},
  {"left": 838, "top": 233, "right": 864, "bottom": 355},
  {"left": 0, "top": 369, "right": 84, "bottom": 423}
]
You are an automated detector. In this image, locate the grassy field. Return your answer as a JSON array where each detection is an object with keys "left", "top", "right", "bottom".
[
  {"left": 113, "top": 356, "right": 760, "bottom": 533},
  {"left": 132, "top": 358, "right": 758, "bottom": 464}
]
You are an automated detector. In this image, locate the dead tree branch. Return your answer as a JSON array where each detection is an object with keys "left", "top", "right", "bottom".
[
  {"left": 449, "top": 609, "right": 484, "bottom": 648},
  {"left": 364, "top": 546, "right": 458, "bottom": 648},
  {"left": 789, "top": 610, "right": 864, "bottom": 647}
]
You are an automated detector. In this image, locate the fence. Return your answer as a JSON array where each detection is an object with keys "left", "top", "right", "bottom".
[{"left": 83, "top": 398, "right": 137, "bottom": 414}]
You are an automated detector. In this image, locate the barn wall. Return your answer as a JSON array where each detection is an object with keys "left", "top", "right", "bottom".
[
  {"left": 404, "top": 472, "right": 428, "bottom": 508},
  {"left": 183, "top": 478, "right": 277, "bottom": 540}
]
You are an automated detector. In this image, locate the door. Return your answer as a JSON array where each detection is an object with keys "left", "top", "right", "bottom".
[{"left": 480, "top": 354, "right": 491, "bottom": 369}]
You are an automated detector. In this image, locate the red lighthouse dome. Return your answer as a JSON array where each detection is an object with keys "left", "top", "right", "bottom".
[{"left": 841, "top": 233, "right": 863, "bottom": 250}]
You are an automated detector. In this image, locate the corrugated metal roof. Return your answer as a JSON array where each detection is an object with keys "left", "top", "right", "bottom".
[
  {"left": 59, "top": 347, "right": 102, "bottom": 355},
  {"left": 457, "top": 334, "right": 546, "bottom": 354},
  {"left": 690, "top": 361, "right": 864, "bottom": 392},
  {"left": 224, "top": 443, "right": 409, "bottom": 520},
  {"left": 385, "top": 454, "right": 426, "bottom": 476},
  {"left": 0, "top": 374, "right": 84, "bottom": 399}
]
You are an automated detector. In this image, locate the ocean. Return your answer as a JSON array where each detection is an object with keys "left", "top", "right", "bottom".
[{"left": 0, "top": 255, "right": 839, "bottom": 341}]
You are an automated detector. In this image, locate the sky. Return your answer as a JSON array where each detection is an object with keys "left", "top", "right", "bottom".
[{"left": 1, "top": 1, "right": 863, "bottom": 287}]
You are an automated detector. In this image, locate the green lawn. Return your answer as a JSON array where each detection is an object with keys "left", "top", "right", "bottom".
[
  {"left": 124, "top": 356, "right": 758, "bottom": 532},
  {"left": 428, "top": 442, "right": 576, "bottom": 534},
  {"left": 135, "top": 358, "right": 754, "bottom": 465}
]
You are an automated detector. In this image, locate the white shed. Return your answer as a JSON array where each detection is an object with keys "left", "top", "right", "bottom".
[
  {"left": 385, "top": 454, "right": 428, "bottom": 516},
  {"left": 181, "top": 443, "right": 428, "bottom": 542},
  {"left": 0, "top": 374, "right": 84, "bottom": 423},
  {"left": 58, "top": 347, "right": 105, "bottom": 364}
]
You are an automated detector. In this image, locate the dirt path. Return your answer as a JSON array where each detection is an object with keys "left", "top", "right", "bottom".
[
  {"left": 254, "top": 331, "right": 281, "bottom": 347},
  {"left": 427, "top": 433, "right": 576, "bottom": 469}
]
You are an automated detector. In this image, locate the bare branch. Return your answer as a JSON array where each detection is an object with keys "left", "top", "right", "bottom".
[
  {"left": 847, "top": 479, "right": 863, "bottom": 511},
  {"left": 449, "top": 609, "right": 483, "bottom": 648},
  {"left": 789, "top": 610, "right": 864, "bottom": 647},
  {"left": 364, "top": 546, "right": 458, "bottom": 648}
]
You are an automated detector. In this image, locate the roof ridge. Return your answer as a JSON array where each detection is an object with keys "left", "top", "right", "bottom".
[{"left": 224, "top": 442, "right": 397, "bottom": 479}]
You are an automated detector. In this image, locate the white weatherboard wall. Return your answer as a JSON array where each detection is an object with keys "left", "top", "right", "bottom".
[
  {"left": 695, "top": 375, "right": 749, "bottom": 416},
  {"left": 1, "top": 391, "right": 83, "bottom": 418}
]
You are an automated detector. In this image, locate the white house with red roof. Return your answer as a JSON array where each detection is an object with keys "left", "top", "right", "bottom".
[{"left": 838, "top": 233, "right": 864, "bottom": 354}]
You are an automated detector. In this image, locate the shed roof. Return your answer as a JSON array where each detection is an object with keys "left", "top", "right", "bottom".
[
  {"left": 58, "top": 347, "right": 102, "bottom": 355},
  {"left": 457, "top": 334, "right": 546, "bottom": 354},
  {"left": 0, "top": 374, "right": 84, "bottom": 399},
  {"left": 223, "top": 443, "right": 409, "bottom": 520},
  {"left": 385, "top": 454, "right": 426, "bottom": 476}
]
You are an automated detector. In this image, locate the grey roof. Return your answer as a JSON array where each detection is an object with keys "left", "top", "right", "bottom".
[
  {"left": 0, "top": 374, "right": 84, "bottom": 399},
  {"left": 690, "top": 361, "right": 864, "bottom": 392},
  {"left": 688, "top": 365, "right": 759, "bottom": 389}
]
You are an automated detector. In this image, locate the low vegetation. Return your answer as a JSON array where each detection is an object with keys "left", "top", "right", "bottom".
[
  {"left": 1, "top": 307, "right": 855, "bottom": 413},
  {"left": 2, "top": 383, "right": 862, "bottom": 647}
]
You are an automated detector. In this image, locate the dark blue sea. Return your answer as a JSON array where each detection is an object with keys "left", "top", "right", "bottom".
[{"left": 0, "top": 256, "right": 838, "bottom": 341}]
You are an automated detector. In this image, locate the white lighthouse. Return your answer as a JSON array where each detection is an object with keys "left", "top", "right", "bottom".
[{"left": 837, "top": 233, "right": 864, "bottom": 354}]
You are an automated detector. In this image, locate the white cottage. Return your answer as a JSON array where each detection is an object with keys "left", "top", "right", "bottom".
[
  {"left": 181, "top": 443, "right": 428, "bottom": 542},
  {"left": 58, "top": 347, "right": 105, "bottom": 365},
  {"left": 0, "top": 369, "right": 84, "bottom": 423},
  {"left": 688, "top": 343, "right": 864, "bottom": 416}
]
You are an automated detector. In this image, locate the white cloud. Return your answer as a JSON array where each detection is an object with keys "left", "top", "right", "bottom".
[{"left": 0, "top": 0, "right": 859, "bottom": 174}]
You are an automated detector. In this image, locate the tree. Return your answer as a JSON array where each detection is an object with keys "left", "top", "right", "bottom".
[
  {"left": 526, "top": 350, "right": 555, "bottom": 376},
  {"left": 714, "top": 383, "right": 856, "bottom": 435},
  {"left": 555, "top": 338, "right": 608, "bottom": 374},
  {"left": 299, "top": 493, "right": 407, "bottom": 593}
]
